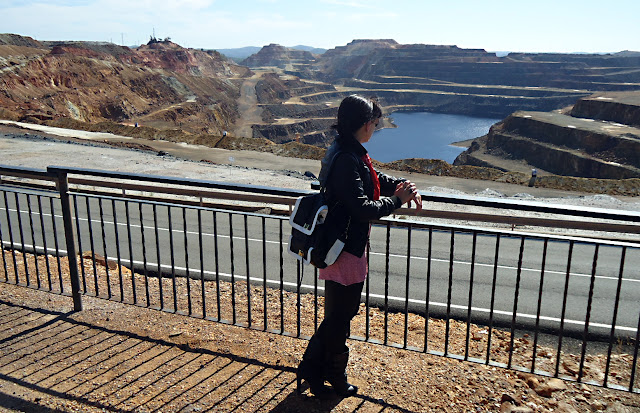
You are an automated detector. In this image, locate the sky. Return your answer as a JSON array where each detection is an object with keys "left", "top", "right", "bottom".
[{"left": 1, "top": 0, "right": 639, "bottom": 53}]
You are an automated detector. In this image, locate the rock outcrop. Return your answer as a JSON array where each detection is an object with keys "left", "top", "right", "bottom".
[{"left": 454, "top": 92, "right": 640, "bottom": 179}]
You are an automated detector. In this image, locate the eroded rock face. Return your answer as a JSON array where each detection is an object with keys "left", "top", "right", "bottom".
[{"left": 0, "top": 35, "right": 251, "bottom": 136}]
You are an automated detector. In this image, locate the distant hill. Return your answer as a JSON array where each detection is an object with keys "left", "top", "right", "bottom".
[
  {"left": 290, "top": 45, "right": 326, "bottom": 55},
  {"left": 240, "top": 44, "right": 317, "bottom": 69},
  {"left": 217, "top": 45, "right": 325, "bottom": 62},
  {"left": 215, "top": 46, "right": 262, "bottom": 62}
]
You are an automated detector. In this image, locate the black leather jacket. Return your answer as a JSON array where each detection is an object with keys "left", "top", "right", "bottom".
[{"left": 318, "top": 135, "right": 403, "bottom": 258}]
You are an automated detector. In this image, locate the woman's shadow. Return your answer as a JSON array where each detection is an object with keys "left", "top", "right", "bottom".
[
  {"left": 269, "top": 384, "right": 419, "bottom": 413},
  {"left": 269, "top": 390, "right": 341, "bottom": 412}
]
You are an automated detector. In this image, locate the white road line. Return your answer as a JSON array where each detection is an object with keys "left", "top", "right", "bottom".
[
  {"left": 2, "top": 206, "right": 639, "bottom": 285},
  {"left": 3, "top": 207, "right": 639, "bottom": 284},
  {"left": 370, "top": 251, "right": 632, "bottom": 283},
  {"left": 10, "top": 209, "right": 640, "bottom": 283},
  {"left": 1, "top": 241, "right": 636, "bottom": 333}
]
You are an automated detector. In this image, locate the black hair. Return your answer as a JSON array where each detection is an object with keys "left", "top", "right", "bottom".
[{"left": 332, "top": 95, "right": 382, "bottom": 138}]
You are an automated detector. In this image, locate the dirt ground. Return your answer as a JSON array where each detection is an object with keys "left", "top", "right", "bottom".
[{"left": 1, "top": 250, "right": 640, "bottom": 412}]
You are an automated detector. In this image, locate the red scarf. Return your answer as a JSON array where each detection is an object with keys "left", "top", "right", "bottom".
[{"left": 362, "top": 154, "right": 380, "bottom": 200}]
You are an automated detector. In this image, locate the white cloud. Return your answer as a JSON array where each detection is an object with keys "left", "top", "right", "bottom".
[{"left": 2, "top": 0, "right": 637, "bottom": 52}]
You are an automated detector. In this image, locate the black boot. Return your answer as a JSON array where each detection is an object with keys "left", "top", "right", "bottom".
[
  {"left": 326, "top": 348, "right": 358, "bottom": 397},
  {"left": 297, "top": 339, "right": 331, "bottom": 397}
]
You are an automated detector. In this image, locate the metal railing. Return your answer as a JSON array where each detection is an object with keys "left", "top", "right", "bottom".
[{"left": 1, "top": 164, "right": 640, "bottom": 392}]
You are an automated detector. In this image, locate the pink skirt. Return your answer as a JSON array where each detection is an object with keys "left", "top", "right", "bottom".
[{"left": 318, "top": 250, "right": 368, "bottom": 286}]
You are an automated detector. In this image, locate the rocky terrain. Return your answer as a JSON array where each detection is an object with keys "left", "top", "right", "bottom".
[
  {"left": 455, "top": 91, "right": 640, "bottom": 180},
  {"left": 2, "top": 33, "right": 640, "bottom": 186},
  {"left": 0, "top": 34, "right": 251, "bottom": 136}
]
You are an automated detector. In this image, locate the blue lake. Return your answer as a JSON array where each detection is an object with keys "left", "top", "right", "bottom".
[{"left": 366, "top": 112, "right": 501, "bottom": 163}]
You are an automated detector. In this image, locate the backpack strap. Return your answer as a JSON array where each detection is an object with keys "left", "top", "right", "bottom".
[
  {"left": 320, "top": 150, "right": 359, "bottom": 195},
  {"left": 320, "top": 150, "right": 358, "bottom": 242}
]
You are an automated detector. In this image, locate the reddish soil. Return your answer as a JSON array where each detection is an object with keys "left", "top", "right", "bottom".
[{"left": 1, "top": 250, "right": 640, "bottom": 412}]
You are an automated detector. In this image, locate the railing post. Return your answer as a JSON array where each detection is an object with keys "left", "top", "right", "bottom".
[{"left": 55, "top": 169, "right": 83, "bottom": 311}]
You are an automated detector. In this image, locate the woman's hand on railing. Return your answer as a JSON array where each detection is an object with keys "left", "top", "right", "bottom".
[
  {"left": 410, "top": 190, "right": 422, "bottom": 211},
  {"left": 394, "top": 181, "right": 422, "bottom": 210}
]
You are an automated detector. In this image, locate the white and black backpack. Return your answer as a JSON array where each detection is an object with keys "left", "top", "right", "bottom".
[{"left": 288, "top": 151, "right": 353, "bottom": 268}]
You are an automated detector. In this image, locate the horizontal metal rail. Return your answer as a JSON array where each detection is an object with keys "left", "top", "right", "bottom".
[
  {"left": 47, "top": 166, "right": 307, "bottom": 197},
  {"left": 420, "top": 191, "right": 640, "bottom": 223},
  {"left": 0, "top": 165, "right": 55, "bottom": 180},
  {"left": 3, "top": 164, "right": 640, "bottom": 232}
]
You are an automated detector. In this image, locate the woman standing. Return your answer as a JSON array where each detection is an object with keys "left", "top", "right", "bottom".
[{"left": 297, "top": 95, "right": 422, "bottom": 397}]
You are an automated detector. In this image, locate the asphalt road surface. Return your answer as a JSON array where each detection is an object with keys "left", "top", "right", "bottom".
[{"left": 1, "top": 192, "right": 638, "bottom": 342}]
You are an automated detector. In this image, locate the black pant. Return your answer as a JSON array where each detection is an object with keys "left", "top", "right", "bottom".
[{"left": 303, "top": 280, "right": 364, "bottom": 360}]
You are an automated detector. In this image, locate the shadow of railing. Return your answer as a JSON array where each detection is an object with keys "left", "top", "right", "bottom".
[{"left": 0, "top": 299, "right": 419, "bottom": 412}]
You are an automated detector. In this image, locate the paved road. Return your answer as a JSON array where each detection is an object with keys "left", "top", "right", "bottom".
[
  {"left": 232, "top": 73, "right": 264, "bottom": 138},
  {"left": 2, "top": 192, "right": 638, "bottom": 341}
]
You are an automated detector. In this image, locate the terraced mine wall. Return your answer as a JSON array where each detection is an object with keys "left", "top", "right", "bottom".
[
  {"left": 260, "top": 104, "right": 336, "bottom": 122},
  {"left": 243, "top": 41, "right": 640, "bottom": 148},
  {"left": 375, "top": 90, "right": 580, "bottom": 118},
  {"left": 455, "top": 93, "right": 640, "bottom": 180},
  {"left": 336, "top": 49, "right": 640, "bottom": 90},
  {"left": 345, "top": 79, "right": 588, "bottom": 97},
  {"left": 255, "top": 73, "right": 335, "bottom": 104},
  {"left": 295, "top": 89, "right": 580, "bottom": 119},
  {"left": 485, "top": 130, "right": 640, "bottom": 179},
  {"left": 382, "top": 158, "right": 640, "bottom": 196},
  {"left": 571, "top": 96, "right": 640, "bottom": 128},
  {"left": 493, "top": 115, "right": 640, "bottom": 164},
  {"left": 252, "top": 118, "right": 334, "bottom": 144}
]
